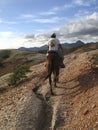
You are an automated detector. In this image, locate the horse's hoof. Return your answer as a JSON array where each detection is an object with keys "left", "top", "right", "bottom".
[{"left": 45, "top": 94, "right": 50, "bottom": 101}]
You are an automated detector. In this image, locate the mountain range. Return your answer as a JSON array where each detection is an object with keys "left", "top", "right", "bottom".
[{"left": 18, "top": 40, "right": 85, "bottom": 51}]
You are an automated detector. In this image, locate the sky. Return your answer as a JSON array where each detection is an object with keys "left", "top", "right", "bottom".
[{"left": 0, "top": 0, "right": 98, "bottom": 49}]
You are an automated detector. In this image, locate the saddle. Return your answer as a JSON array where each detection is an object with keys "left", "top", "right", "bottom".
[{"left": 47, "top": 51, "right": 59, "bottom": 60}]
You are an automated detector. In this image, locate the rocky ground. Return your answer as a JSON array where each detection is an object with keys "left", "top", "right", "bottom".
[{"left": 0, "top": 49, "right": 98, "bottom": 130}]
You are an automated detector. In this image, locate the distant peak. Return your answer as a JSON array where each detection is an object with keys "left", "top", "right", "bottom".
[{"left": 76, "top": 40, "right": 84, "bottom": 44}]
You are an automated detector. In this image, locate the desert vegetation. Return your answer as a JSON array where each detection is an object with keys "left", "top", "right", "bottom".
[
  {"left": 0, "top": 49, "right": 46, "bottom": 77},
  {"left": 91, "top": 54, "right": 98, "bottom": 65},
  {"left": 0, "top": 50, "right": 11, "bottom": 67},
  {"left": 0, "top": 50, "right": 11, "bottom": 60},
  {"left": 0, "top": 49, "right": 46, "bottom": 93},
  {"left": 8, "top": 65, "right": 30, "bottom": 86}
]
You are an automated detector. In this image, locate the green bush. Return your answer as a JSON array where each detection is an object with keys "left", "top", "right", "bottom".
[
  {"left": 0, "top": 87, "right": 6, "bottom": 93},
  {"left": 8, "top": 65, "right": 30, "bottom": 86},
  {"left": 0, "top": 62, "right": 3, "bottom": 67},
  {"left": 0, "top": 50, "right": 11, "bottom": 60},
  {"left": 91, "top": 54, "right": 98, "bottom": 65}
]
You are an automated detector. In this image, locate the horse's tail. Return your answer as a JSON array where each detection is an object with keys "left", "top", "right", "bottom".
[{"left": 45, "top": 59, "right": 54, "bottom": 80}]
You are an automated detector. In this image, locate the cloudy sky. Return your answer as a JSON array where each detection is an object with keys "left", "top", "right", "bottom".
[{"left": 0, "top": 0, "right": 98, "bottom": 49}]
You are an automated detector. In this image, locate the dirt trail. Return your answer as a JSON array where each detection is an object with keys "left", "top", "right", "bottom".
[{"left": 0, "top": 50, "right": 98, "bottom": 130}]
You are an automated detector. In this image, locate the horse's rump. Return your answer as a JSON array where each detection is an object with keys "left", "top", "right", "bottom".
[
  {"left": 47, "top": 51, "right": 59, "bottom": 67},
  {"left": 45, "top": 51, "right": 60, "bottom": 80}
]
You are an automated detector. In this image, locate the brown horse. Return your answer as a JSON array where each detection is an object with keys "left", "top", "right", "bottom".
[{"left": 45, "top": 51, "right": 60, "bottom": 95}]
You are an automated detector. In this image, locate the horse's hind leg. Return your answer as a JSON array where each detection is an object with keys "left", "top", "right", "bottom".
[
  {"left": 49, "top": 76, "right": 54, "bottom": 95},
  {"left": 53, "top": 71, "right": 57, "bottom": 87},
  {"left": 49, "top": 76, "right": 52, "bottom": 87},
  {"left": 54, "top": 77, "right": 57, "bottom": 87},
  {"left": 56, "top": 75, "right": 59, "bottom": 82},
  {"left": 50, "top": 85, "right": 54, "bottom": 95},
  {"left": 53, "top": 69, "right": 59, "bottom": 87}
]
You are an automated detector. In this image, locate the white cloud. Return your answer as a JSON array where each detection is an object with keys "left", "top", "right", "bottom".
[
  {"left": 19, "top": 4, "right": 71, "bottom": 24},
  {"left": 1, "top": 12, "right": 98, "bottom": 49},
  {"left": 14, "top": 34, "right": 48, "bottom": 48},
  {"left": 0, "top": 31, "right": 13, "bottom": 37},
  {"left": 74, "top": 0, "right": 84, "bottom": 5},
  {"left": 33, "top": 16, "right": 66, "bottom": 24},
  {"left": 20, "top": 14, "right": 36, "bottom": 19},
  {"left": 5, "top": 21, "right": 18, "bottom": 24},
  {"left": 57, "top": 12, "right": 98, "bottom": 42},
  {"left": 0, "top": 38, "right": 14, "bottom": 49},
  {"left": 74, "top": 9, "right": 90, "bottom": 18},
  {"left": 24, "top": 34, "right": 34, "bottom": 39},
  {"left": 86, "top": 12, "right": 98, "bottom": 20},
  {"left": 20, "top": 13, "right": 65, "bottom": 24},
  {"left": 23, "top": 12, "right": 98, "bottom": 44},
  {"left": 73, "top": 0, "right": 96, "bottom": 6},
  {"left": 51, "top": 3, "right": 73, "bottom": 13},
  {"left": 21, "top": 12, "right": 98, "bottom": 46},
  {"left": 39, "top": 11, "right": 56, "bottom": 16},
  {"left": 0, "top": 18, "right": 18, "bottom": 25}
]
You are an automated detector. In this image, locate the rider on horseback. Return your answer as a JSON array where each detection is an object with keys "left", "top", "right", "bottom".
[{"left": 46, "top": 33, "right": 65, "bottom": 68}]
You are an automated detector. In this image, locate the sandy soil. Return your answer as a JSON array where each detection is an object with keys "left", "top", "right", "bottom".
[{"left": 0, "top": 49, "right": 98, "bottom": 130}]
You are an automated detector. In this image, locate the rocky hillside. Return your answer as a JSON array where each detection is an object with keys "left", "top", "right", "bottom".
[
  {"left": 0, "top": 49, "right": 98, "bottom": 130},
  {"left": 0, "top": 49, "right": 45, "bottom": 76}
]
